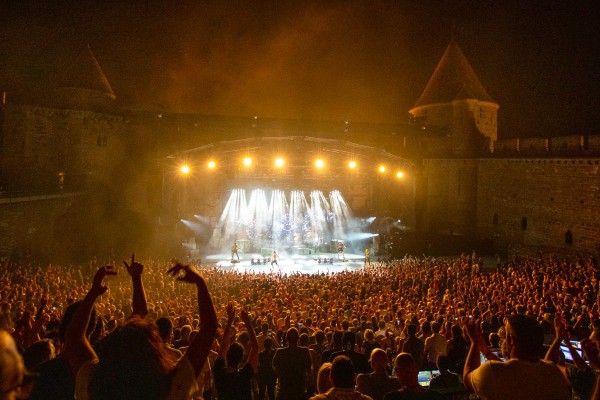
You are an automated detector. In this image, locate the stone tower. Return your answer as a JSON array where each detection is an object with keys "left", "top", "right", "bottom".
[{"left": 409, "top": 39, "right": 499, "bottom": 236}]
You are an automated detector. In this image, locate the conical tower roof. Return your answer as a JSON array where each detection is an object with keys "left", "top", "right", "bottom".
[
  {"left": 414, "top": 39, "right": 494, "bottom": 108},
  {"left": 57, "top": 45, "right": 115, "bottom": 99}
]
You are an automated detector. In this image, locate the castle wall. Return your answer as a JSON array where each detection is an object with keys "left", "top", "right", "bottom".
[
  {"left": 476, "top": 158, "right": 600, "bottom": 253},
  {"left": 421, "top": 158, "right": 478, "bottom": 235},
  {"left": 0, "top": 193, "right": 80, "bottom": 260},
  {"left": 1, "top": 104, "right": 122, "bottom": 192}
]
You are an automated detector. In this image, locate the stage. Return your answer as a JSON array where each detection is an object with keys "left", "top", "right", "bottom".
[{"left": 203, "top": 251, "right": 370, "bottom": 274}]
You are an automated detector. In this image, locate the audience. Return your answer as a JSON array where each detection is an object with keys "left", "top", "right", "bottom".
[{"left": 1, "top": 253, "right": 600, "bottom": 399}]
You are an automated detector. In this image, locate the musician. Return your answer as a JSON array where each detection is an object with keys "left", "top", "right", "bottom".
[
  {"left": 364, "top": 248, "right": 371, "bottom": 266},
  {"left": 271, "top": 251, "right": 279, "bottom": 268},
  {"left": 231, "top": 242, "right": 239, "bottom": 261},
  {"left": 337, "top": 241, "right": 346, "bottom": 260}
]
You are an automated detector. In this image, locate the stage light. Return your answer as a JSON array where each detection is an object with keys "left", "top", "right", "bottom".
[
  {"left": 275, "top": 158, "right": 285, "bottom": 168},
  {"left": 207, "top": 160, "right": 216, "bottom": 169},
  {"left": 180, "top": 165, "right": 190, "bottom": 175},
  {"left": 348, "top": 160, "right": 357, "bottom": 170},
  {"left": 378, "top": 165, "right": 386, "bottom": 173},
  {"left": 243, "top": 157, "right": 252, "bottom": 167},
  {"left": 315, "top": 159, "right": 324, "bottom": 169},
  {"left": 396, "top": 171, "right": 405, "bottom": 179}
]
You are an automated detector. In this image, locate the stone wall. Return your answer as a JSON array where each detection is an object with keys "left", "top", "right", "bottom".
[
  {"left": 1, "top": 104, "right": 122, "bottom": 192},
  {"left": 476, "top": 158, "right": 600, "bottom": 254},
  {"left": 0, "top": 193, "right": 80, "bottom": 261}
]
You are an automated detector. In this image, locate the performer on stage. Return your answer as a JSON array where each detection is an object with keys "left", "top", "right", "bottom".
[
  {"left": 337, "top": 241, "right": 346, "bottom": 260},
  {"left": 364, "top": 247, "right": 371, "bottom": 266},
  {"left": 271, "top": 250, "right": 279, "bottom": 268},
  {"left": 231, "top": 241, "right": 239, "bottom": 262}
]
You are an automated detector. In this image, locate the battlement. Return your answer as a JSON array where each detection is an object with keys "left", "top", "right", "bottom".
[{"left": 492, "top": 134, "right": 600, "bottom": 157}]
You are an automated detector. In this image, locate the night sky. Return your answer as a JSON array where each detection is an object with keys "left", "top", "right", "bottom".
[{"left": 1, "top": 0, "right": 599, "bottom": 138}]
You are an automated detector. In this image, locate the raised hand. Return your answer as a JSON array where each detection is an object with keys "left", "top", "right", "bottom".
[
  {"left": 90, "top": 265, "right": 117, "bottom": 297},
  {"left": 226, "top": 303, "right": 236, "bottom": 322},
  {"left": 167, "top": 263, "right": 203, "bottom": 285},
  {"left": 553, "top": 314, "right": 568, "bottom": 339},
  {"left": 465, "top": 318, "right": 482, "bottom": 342},
  {"left": 123, "top": 253, "right": 143, "bottom": 277}
]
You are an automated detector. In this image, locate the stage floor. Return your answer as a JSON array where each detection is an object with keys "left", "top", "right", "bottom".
[{"left": 203, "top": 251, "right": 368, "bottom": 274}]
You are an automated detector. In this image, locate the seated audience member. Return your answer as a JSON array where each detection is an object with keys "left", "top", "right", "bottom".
[
  {"left": 463, "top": 315, "right": 570, "bottom": 400},
  {"left": 384, "top": 353, "right": 446, "bottom": 400},
  {"left": 356, "top": 348, "right": 401, "bottom": 400},
  {"left": 309, "top": 355, "right": 372, "bottom": 400}
]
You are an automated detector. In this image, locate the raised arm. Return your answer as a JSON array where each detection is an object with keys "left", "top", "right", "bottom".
[
  {"left": 63, "top": 265, "right": 116, "bottom": 375},
  {"left": 218, "top": 303, "right": 236, "bottom": 360},
  {"left": 124, "top": 253, "right": 148, "bottom": 318},
  {"left": 463, "top": 318, "right": 484, "bottom": 393},
  {"left": 168, "top": 263, "right": 218, "bottom": 378},
  {"left": 240, "top": 309, "right": 258, "bottom": 370},
  {"left": 545, "top": 315, "right": 566, "bottom": 364}
]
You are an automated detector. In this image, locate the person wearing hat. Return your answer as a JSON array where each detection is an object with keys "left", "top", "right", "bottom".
[{"left": 356, "top": 348, "right": 400, "bottom": 400}]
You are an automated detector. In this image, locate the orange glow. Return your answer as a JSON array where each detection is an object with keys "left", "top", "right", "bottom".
[
  {"left": 180, "top": 165, "right": 190, "bottom": 174},
  {"left": 275, "top": 158, "right": 285, "bottom": 168},
  {"left": 243, "top": 157, "right": 252, "bottom": 167},
  {"left": 315, "top": 159, "right": 324, "bottom": 169},
  {"left": 378, "top": 165, "right": 386, "bottom": 173},
  {"left": 207, "top": 161, "right": 216, "bottom": 169},
  {"left": 348, "top": 160, "right": 357, "bottom": 169}
]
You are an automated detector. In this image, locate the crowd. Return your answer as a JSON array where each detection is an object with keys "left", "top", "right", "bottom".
[{"left": 1, "top": 253, "right": 600, "bottom": 399}]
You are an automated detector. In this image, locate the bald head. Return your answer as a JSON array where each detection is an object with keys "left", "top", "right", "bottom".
[
  {"left": 369, "top": 348, "right": 388, "bottom": 371},
  {"left": 393, "top": 352, "right": 418, "bottom": 386}
]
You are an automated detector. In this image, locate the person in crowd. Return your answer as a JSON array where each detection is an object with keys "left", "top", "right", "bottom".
[
  {"left": 321, "top": 331, "right": 343, "bottom": 366},
  {"left": 213, "top": 304, "right": 258, "bottom": 400},
  {"left": 315, "top": 362, "right": 332, "bottom": 395},
  {"left": 423, "top": 322, "right": 446, "bottom": 370},
  {"left": 309, "top": 355, "right": 372, "bottom": 400},
  {"left": 428, "top": 355, "right": 464, "bottom": 397},
  {"left": 257, "top": 337, "right": 277, "bottom": 400},
  {"left": 0, "top": 329, "right": 28, "bottom": 400},
  {"left": 383, "top": 353, "right": 446, "bottom": 400},
  {"left": 75, "top": 258, "right": 218, "bottom": 400},
  {"left": 356, "top": 348, "right": 400, "bottom": 400},
  {"left": 156, "top": 317, "right": 183, "bottom": 361},
  {"left": 330, "top": 331, "right": 371, "bottom": 374},
  {"left": 273, "top": 327, "right": 312, "bottom": 400},
  {"left": 463, "top": 315, "right": 570, "bottom": 400},
  {"left": 402, "top": 324, "right": 424, "bottom": 370}
]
